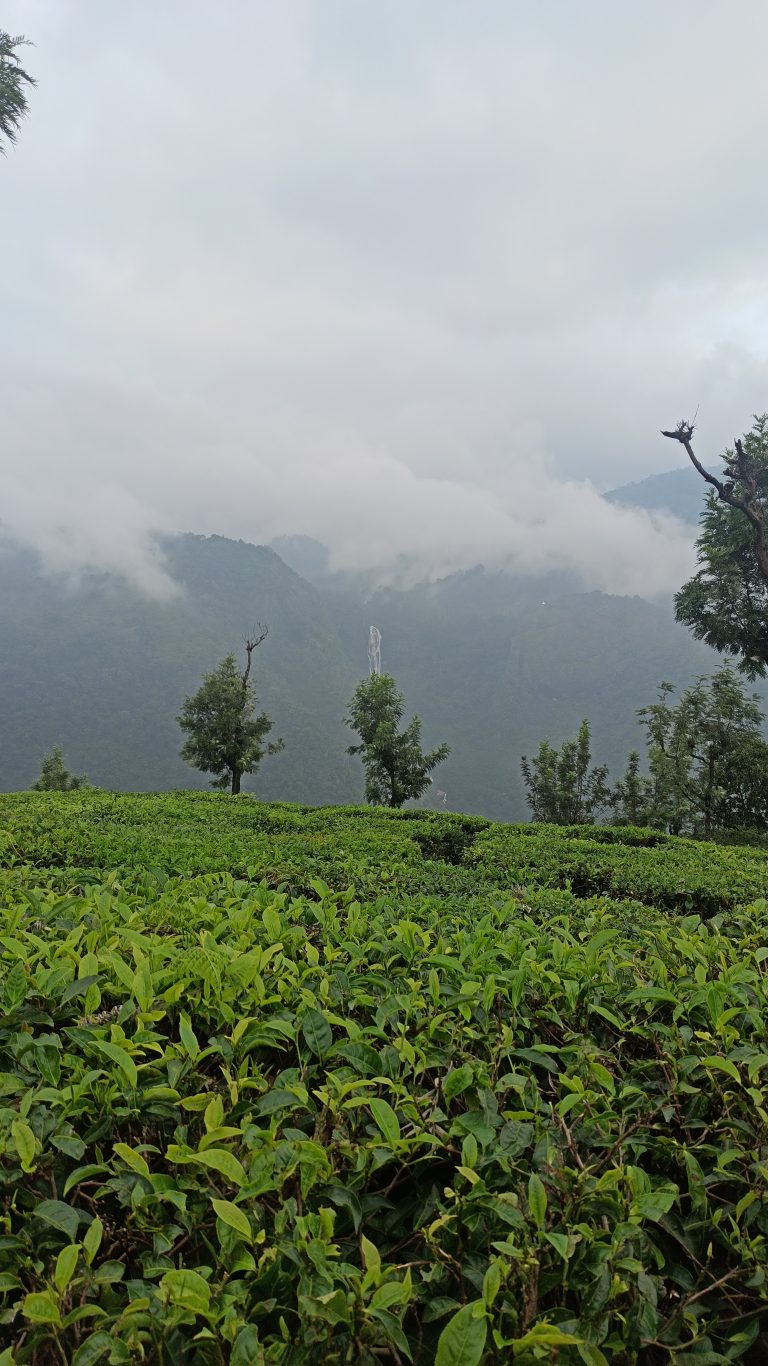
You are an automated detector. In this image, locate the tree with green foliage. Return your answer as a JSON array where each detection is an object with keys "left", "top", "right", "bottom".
[
  {"left": 345, "top": 673, "right": 449, "bottom": 808},
  {"left": 638, "top": 666, "right": 768, "bottom": 838},
  {"left": 610, "top": 750, "right": 652, "bottom": 826},
  {"left": 31, "top": 745, "right": 86, "bottom": 792},
  {"left": 178, "top": 630, "right": 284, "bottom": 794},
  {"left": 666, "top": 414, "right": 768, "bottom": 676},
  {"left": 1, "top": 31, "right": 35, "bottom": 153},
  {"left": 521, "top": 719, "right": 610, "bottom": 824}
]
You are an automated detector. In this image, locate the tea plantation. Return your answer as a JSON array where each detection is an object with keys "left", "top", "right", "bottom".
[{"left": 2, "top": 792, "right": 768, "bottom": 1364}]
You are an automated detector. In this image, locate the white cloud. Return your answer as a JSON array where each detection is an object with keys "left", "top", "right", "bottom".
[{"left": 1, "top": 0, "right": 766, "bottom": 595}]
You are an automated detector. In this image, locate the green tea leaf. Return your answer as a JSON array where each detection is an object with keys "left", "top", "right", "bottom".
[
  {"left": 457, "top": 1166, "right": 481, "bottom": 1185},
  {"left": 631, "top": 1187, "right": 678, "bottom": 1221},
  {"left": 361, "top": 1234, "right": 381, "bottom": 1274},
  {"left": 61, "top": 974, "right": 103, "bottom": 1003},
  {"left": 11, "top": 1118, "right": 36, "bottom": 1171},
  {"left": 528, "top": 1173, "right": 547, "bottom": 1230},
  {"left": 64, "top": 1164, "right": 109, "bottom": 1197},
  {"left": 513, "top": 1324, "right": 582, "bottom": 1352},
  {"left": 91, "top": 1040, "right": 137, "bottom": 1089},
  {"left": 444, "top": 1064, "right": 473, "bottom": 1101},
  {"left": 22, "top": 1290, "right": 62, "bottom": 1325},
  {"left": 179, "top": 1011, "right": 200, "bottom": 1059},
  {"left": 36, "top": 1199, "right": 81, "bottom": 1242},
  {"left": 262, "top": 905, "right": 282, "bottom": 940},
  {"left": 204, "top": 1094, "right": 225, "bottom": 1132},
  {"left": 132, "top": 960, "right": 154, "bottom": 1012},
  {"left": 370, "top": 1281, "right": 409, "bottom": 1310},
  {"left": 701, "top": 1056, "right": 741, "bottom": 1084},
  {"left": 212, "top": 1198, "right": 252, "bottom": 1242},
  {"left": 576, "top": 1347, "right": 610, "bottom": 1366},
  {"left": 160, "top": 1268, "right": 211, "bottom": 1315},
  {"left": 54, "top": 1244, "right": 80, "bottom": 1294},
  {"left": 482, "top": 1260, "right": 501, "bottom": 1307},
  {"left": 72, "top": 1334, "right": 118, "bottom": 1366},
  {"left": 232, "top": 1326, "right": 262, "bottom": 1366},
  {"left": 436, "top": 1301, "right": 487, "bottom": 1366},
  {"left": 82, "top": 1217, "right": 103, "bottom": 1266},
  {"left": 301, "top": 1008, "right": 333, "bottom": 1058},
  {"left": 3, "top": 961, "right": 26, "bottom": 1011},
  {"left": 168, "top": 1145, "right": 247, "bottom": 1187},
  {"left": 113, "top": 1142, "right": 150, "bottom": 1178},
  {"left": 544, "top": 1230, "right": 572, "bottom": 1260},
  {"left": 369, "top": 1097, "right": 400, "bottom": 1147}
]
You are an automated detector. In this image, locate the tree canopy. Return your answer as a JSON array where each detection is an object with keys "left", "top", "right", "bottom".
[
  {"left": 669, "top": 414, "right": 768, "bottom": 676},
  {"left": 31, "top": 746, "right": 86, "bottom": 792},
  {"left": 345, "top": 673, "right": 449, "bottom": 808},
  {"left": 520, "top": 719, "right": 610, "bottom": 825},
  {"left": 178, "top": 634, "right": 284, "bottom": 795},
  {"left": 0, "top": 31, "right": 35, "bottom": 153},
  {"left": 636, "top": 667, "right": 768, "bottom": 838},
  {"left": 610, "top": 750, "right": 647, "bottom": 826}
]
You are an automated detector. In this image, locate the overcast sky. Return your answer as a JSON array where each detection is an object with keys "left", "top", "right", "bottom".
[{"left": 3, "top": 1, "right": 768, "bottom": 596}]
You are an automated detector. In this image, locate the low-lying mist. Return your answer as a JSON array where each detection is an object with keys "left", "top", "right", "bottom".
[{"left": 3, "top": 409, "right": 695, "bottom": 600}]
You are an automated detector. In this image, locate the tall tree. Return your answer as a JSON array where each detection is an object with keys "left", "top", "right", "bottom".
[
  {"left": 345, "top": 673, "right": 449, "bottom": 808},
  {"left": 32, "top": 745, "right": 86, "bottom": 792},
  {"left": 0, "top": 31, "right": 35, "bottom": 153},
  {"left": 521, "top": 719, "right": 610, "bottom": 825},
  {"left": 637, "top": 667, "right": 768, "bottom": 838},
  {"left": 666, "top": 414, "right": 768, "bottom": 675},
  {"left": 178, "top": 630, "right": 284, "bottom": 795},
  {"left": 610, "top": 750, "right": 651, "bottom": 826}
]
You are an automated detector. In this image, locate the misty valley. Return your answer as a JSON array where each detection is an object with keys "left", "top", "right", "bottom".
[{"left": 0, "top": 468, "right": 724, "bottom": 820}]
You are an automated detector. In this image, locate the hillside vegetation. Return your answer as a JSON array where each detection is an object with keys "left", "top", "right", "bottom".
[
  {"left": 2, "top": 792, "right": 768, "bottom": 1362},
  {"left": 0, "top": 531, "right": 724, "bottom": 819}
]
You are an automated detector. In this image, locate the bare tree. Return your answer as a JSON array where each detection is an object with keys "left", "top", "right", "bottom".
[{"left": 242, "top": 624, "right": 269, "bottom": 688}]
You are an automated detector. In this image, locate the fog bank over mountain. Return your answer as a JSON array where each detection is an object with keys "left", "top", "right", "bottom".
[
  {"left": 3, "top": 2, "right": 768, "bottom": 599},
  {"left": 3, "top": 392, "right": 697, "bottom": 597}
]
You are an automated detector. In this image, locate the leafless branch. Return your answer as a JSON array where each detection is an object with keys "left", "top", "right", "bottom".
[
  {"left": 242, "top": 624, "right": 269, "bottom": 686},
  {"left": 662, "top": 420, "right": 768, "bottom": 582}
]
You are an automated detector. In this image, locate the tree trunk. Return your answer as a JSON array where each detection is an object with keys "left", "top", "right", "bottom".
[
  {"left": 231, "top": 769, "right": 241, "bottom": 795},
  {"left": 703, "top": 751, "right": 715, "bottom": 839}
]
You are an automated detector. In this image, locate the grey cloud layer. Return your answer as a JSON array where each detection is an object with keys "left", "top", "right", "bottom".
[{"left": 2, "top": 1, "right": 767, "bottom": 594}]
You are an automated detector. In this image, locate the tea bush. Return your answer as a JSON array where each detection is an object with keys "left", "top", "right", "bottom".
[{"left": 1, "top": 793, "right": 767, "bottom": 1363}]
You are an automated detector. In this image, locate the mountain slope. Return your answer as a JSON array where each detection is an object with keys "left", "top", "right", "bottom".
[
  {"left": 0, "top": 531, "right": 730, "bottom": 818},
  {"left": 0, "top": 535, "right": 359, "bottom": 804},
  {"left": 605, "top": 465, "right": 713, "bottom": 524},
  {"left": 352, "top": 574, "right": 718, "bottom": 818}
]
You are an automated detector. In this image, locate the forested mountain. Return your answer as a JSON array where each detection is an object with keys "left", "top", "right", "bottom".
[
  {"left": 0, "top": 519, "right": 726, "bottom": 818},
  {"left": 605, "top": 464, "right": 714, "bottom": 524},
  {"left": 0, "top": 536, "right": 359, "bottom": 806}
]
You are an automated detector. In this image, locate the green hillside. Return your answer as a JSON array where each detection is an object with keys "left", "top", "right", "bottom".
[
  {"left": 604, "top": 465, "right": 713, "bottom": 525},
  {"left": 2, "top": 790, "right": 768, "bottom": 1361},
  {"left": 0, "top": 536, "right": 359, "bottom": 807},
  {"left": 0, "top": 532, "right": 723, "bottom": 819}
]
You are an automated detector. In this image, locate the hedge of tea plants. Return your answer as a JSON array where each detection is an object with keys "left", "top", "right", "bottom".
[{"left": 1, "top": 792, "right": 768, "bottom": 1363}]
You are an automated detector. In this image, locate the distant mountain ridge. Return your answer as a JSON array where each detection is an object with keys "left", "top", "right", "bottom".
[
  {"left": 605, "top": 464, "right": 715, "bottom": 525},
  {"left": 273, "top": 466, "right": 712, "bottom": 591},
  {"left": 0, "top": 523, "right": 731, "bottom": 819}
]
